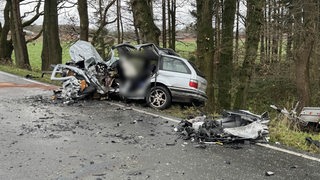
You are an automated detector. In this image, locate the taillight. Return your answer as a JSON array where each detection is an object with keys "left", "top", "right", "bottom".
[{"left": 189, "top": 80, "right": 198, "bottom": 89}]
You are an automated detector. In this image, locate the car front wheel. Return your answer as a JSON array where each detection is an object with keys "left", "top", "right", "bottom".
[{"left": 147, "top": 86, "right": 171, "bottom": 110}]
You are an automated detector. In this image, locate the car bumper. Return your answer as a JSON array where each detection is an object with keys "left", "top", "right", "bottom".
[{"left": 169, "top": 87, "right": 208, "bottom": 103}]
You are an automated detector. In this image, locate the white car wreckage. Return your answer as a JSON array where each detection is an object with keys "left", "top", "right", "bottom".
[{"left": 175, "top": 110, "right": 270, "bottom": 144}]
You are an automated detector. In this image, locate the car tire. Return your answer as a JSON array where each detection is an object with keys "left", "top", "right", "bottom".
[{"left": 147, "top": 86, "right": 171, "bottom": 110}]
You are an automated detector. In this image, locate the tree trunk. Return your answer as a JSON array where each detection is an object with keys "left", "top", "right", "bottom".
[
  {"left": 0, "top": 1, "right": 13, "bottom": 63},
  {"left": 167, "top": 0, "right": 172, "bottom": 48},
  {"left": 266, "top": 0, "right": 271, "bottom": 63},
  {"left": 170, "top": 0, "right": 176, "bottom": 50},
  {"left": 196, "top": 0, "right": 215, "bottom": 112},
  {"left": 41, "top": 0, "right": 62, "bottom": 71},
  {"left": 271, "top": 0, "right": 279, "bottom": 63},
  {"left": 116, "top": 0, "right": 121, "bottom": 43},
  {"left": 10, "top": 0, "right": 31, "bottom": 70},
  {"left": 217, "top": 0, "right": 236, "bottom": 110},
  {"left": 234, "top": 0, "right": 264, "bottom": 109},
  {"left": 292, "top": 0, "right": 317, "bottom": 109},
  {"left": 131, "top": 0, "right": 160, "bottom": 45},
  {"left": 286, "top": 5, "right": 293, "bottom": 62},
  {"left": 162, "top": 0, "right": 166, "bottom": 48},
  {"left": 234, "top": 0, "right": 240, "bottom": 63},
  {"left": 278, "top": 5, "right": 284, "bottom": 62},
  {"left": 78, "top": 0, "right": 89, "bottom": 41}
]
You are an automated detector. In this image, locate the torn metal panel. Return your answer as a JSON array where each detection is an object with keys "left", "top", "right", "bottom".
[
  {"left": 300, "top": 107, "right": 320, "bottom": 123},
  {"left": 69, "top": 40, "right": 104, "bottom": 65},
  {"left": 224, "top": 121, "right": 268, "bottom": 139}
]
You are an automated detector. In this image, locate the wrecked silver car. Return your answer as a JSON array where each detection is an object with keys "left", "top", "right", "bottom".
[{"left": 51, "top": 40, "right": 208, "bottom": 109}]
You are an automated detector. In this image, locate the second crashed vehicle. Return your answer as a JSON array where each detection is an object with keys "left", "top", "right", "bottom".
[{"left": 51, "top": 40, "right": 207, "bottom": 109}]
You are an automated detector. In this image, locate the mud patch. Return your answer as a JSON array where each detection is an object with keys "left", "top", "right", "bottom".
[{"left": 0, "top": 82, "right": 57, "bottom": 90}]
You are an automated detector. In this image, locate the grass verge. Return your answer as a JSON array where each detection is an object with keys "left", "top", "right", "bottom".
[
  {"left": 0, "top": 64, "right": 59, "bottom": 85},
  {"left": 269, "top": 117, "right": 320, "bottom": 153}
]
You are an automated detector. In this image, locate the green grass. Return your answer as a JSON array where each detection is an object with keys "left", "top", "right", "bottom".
[
  {"left": 269, "top": 117, "right": 320, "bottom": 153},
  {"left": 175, "top": 41, "right": 196, "bottom": 52},
  {"left": 26, "top": 42, "right": 71, "bottom": 71},
  {"left": 0, "top": 64, "right": 59, "bottom": 85},
  {"left": 0, "top": 41, "right": 71, "bottom": 85},
  {"left": 162, "top": 105, "right": 204, "bottom": 119}
]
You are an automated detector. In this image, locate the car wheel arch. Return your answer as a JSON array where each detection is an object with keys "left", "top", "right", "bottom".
[{"left": 147, "top": 82, "right": 172, "bottom": 99}]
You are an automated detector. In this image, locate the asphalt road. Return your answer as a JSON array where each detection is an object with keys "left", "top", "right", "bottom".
[{"left": 0, "top": 71, "right": 319, "bottom": 180}]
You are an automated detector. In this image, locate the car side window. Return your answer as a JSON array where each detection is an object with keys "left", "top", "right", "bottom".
[{"left": 160, "top": 56, "right": 191, "bottom": 74}]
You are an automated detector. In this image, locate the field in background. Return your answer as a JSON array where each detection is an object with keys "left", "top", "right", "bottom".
[
  {"left": 26, "top": 42, "right": 71, "bottom": 71},
  {"left": 24, "top": 40, "right": 197, "bottom": 72}
]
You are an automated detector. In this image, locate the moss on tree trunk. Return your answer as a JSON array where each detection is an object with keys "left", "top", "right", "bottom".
[
  {"left": 196, "top": 0, "right": 215, "bottom": 112},
  {"left": 234, "top": 0, "right": 264, "bottom": 109}
]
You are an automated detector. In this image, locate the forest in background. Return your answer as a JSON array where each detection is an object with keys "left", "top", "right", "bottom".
[{"left": 1, "top": 0, "right": 320, "bottom": 114}]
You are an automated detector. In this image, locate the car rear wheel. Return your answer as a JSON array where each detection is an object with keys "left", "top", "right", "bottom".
[{"left": 147, "top": 86, "right": 171, "bottom": 110}]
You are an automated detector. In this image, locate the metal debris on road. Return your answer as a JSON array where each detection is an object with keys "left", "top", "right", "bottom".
[
  {"left": 305, "top": 137, "right": 320, "bottom": 148},
  {"left": 265, "top": 171, "right": 275, "bottom": 176},
  {"left": 175, "top": 110, "right": 269, "bottom": 145}
]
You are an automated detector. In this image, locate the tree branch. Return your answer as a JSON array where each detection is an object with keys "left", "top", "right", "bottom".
[
  {"left": 22, "top": 0, "right": 43, "bottom": 27},
  {"left": 26, "top": 29, "right": 43, "bottom": 43}
]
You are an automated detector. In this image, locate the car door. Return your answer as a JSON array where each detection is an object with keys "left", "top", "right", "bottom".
[{"left": 157, "top": 55, "right": 191, "bottom": 90}]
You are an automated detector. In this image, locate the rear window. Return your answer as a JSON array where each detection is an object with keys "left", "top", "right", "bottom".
[
  {"left": 188, "top": 61, "right": 205, "bottom": 78},
  {"left": 160, "top": 56, "right": 191, "bottom": 74}
]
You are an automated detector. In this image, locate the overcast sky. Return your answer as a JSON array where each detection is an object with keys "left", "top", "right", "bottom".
[{"left": 0, "top": 0, "right": 246, "bottom": 31}]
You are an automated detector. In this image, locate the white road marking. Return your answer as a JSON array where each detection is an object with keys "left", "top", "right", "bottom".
[
  {"left": 256, "top": 143, "right": 320, "bottom": 163},
  {"left": 1, "top": 71, "right": 319, "bottom": 163},
  {"left": 108, "top": 102, "right": 181, "bottom": 123}
]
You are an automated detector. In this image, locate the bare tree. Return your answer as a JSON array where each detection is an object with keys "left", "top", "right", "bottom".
[{"left": 90, "top": 0, "right": 116, "bottom": 58}]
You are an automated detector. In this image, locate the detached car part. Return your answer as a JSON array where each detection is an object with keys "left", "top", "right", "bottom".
[
  {"left": 176, "top": 110, "right": 269, "bottom": 144},
  {"left": 270, "top": 102, "right": 320, "bottom": 125}
]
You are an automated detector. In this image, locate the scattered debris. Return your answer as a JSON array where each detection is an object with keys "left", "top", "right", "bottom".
[
  {"left": 271, "top": 102, "right": 320, "bottom": 125},
  {"left": 25, "top": 74, "right": 39, "bottom": 79},
  {"left": 194, "top": 144, "right": 206, "bottom": 149},
  {"left": 290, "top": 165, "right": 298, "bottom": 169},
  {"left": 175, "top": 110, "right": 269, "bottom": 145},
  {"left": 166, "top": 140, "right": 177, "bottom": 146},
  {"left": 265, "top": 171, "right": 275, "bottom": 176},
  {"left": 305, "top": 137, "right": 320, "bottom": 148}
]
